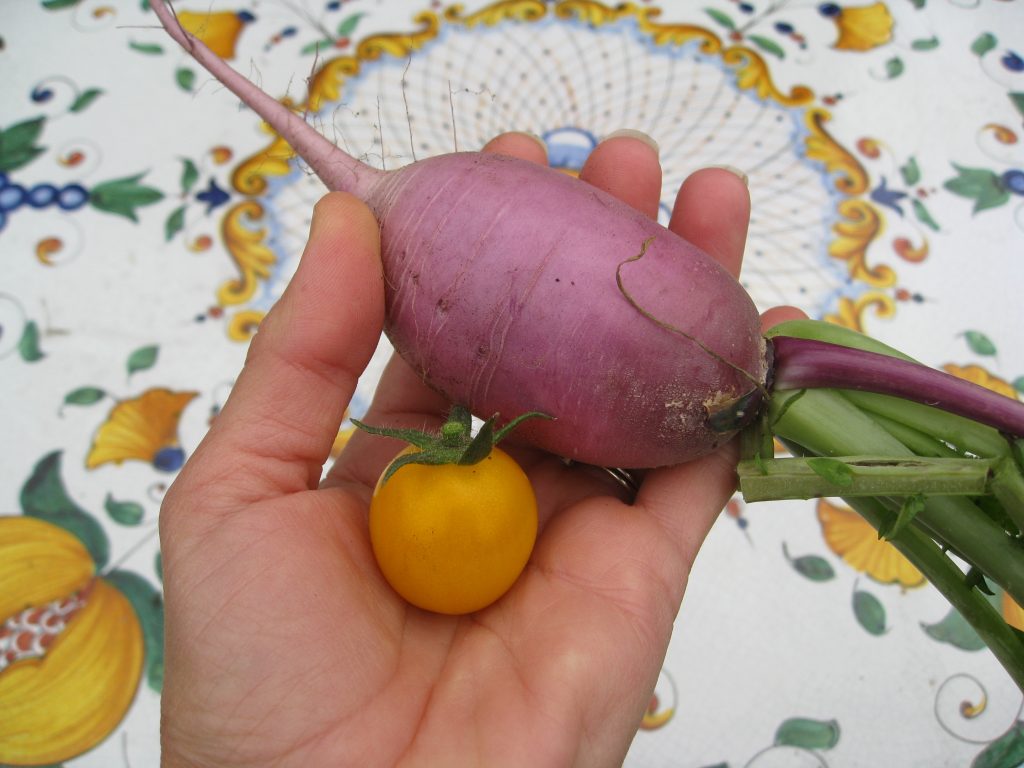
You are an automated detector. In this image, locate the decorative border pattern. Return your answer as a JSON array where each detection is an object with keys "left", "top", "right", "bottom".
[{"left": 218, "top": 0, "right": 887, "bottom": 337}]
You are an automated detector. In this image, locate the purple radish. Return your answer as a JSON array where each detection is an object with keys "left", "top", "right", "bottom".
[
  {"left": 149, "top": 0, "right": 766, "bottom": 468},
  {"left": 149, "top": 1, "right": 1024, "bottom": 468}
]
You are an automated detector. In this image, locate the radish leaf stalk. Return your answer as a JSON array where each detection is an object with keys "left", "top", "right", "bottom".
[
  {"left": 768, "top": 388, "right": 1024, "bottom": 608},
  {"left": 770, "top": 335, "right": 1024, "bottom": 439},
  {"left": 834, "top": 492, "right": 1024, "bottom": 692},
  {"left": 738, "top": 455, "right": 995, "bottom": 502}
]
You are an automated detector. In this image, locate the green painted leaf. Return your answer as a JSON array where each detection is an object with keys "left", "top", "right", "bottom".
[
  {"left": 964, "top": 330, "right": 997, "bottom": 357},
  {"left": 155, "top": 550, "right": 163, "bottom": 582},
  {"left": 806, "top": 457, "right": 854, "bottom": 487},
  {"left": 127, "top": 344, "right": 159, "bottom": 375},
  {"left": 972, "top": 720, "right": 1024, "bottom": 768},
  {"left": 944, "top": 165, "right": 1010, "bottom": 213},
  {"left": 18, "top": 320, "right": 45, "bottom": 362},
  {"left": 911, "top": 37, "right": 939, "bottom": 51},
  {"left": 20, "top": 451, "right": 109, "bottom": 570},
  {"left": 704, "top": 8, "right": 736, "bottom": 30},
  {"left": 908, "top": 0, "right": 925, "bottom": 8},
  {"left": 748, "top": 35, "right": 784, "bottom": 59},
  {"left": 900, "top": 157, "right": 921, "bottom": 186},
  {"left": 912, "top": 199, "right": 940, "bottom": 231},
  {"left": 69, "top": 88, "right": 103, "bottom": 113},
  {"left": 1010, "top": 93, "right": 1024, "bottom": 119},
  {"left": 921, "top": 606, "right": 986, "bottom": 651},
  {"left": 180, "top": 158, "right": 199, "bottom": 194},
  {"left": 176, "top": 67, "right": 196, "bottom": 92},
  {"left": 774, "top": 717, "right": 840, "bottom": 750},
  {"left": 971, "top": 32, "right": 997, "bottom": 57},
  {"left": 42, "top": 0, "right": 80, "bottom": 8},
  {"left": 0, "top": 116, "right": 47, "bottom": 173},
  {"left": 106, "top": 569, "right": 165, "bottom": 692},
  {"left": 104, "top": 493, "right": 145, "bottom": 526},
  {"left": 64, "top": 386, "right": 106, "bottom": 406},
  {"left": 165, "top": 205, "right": 186, "bottom": 241},
  {"left": 130, "top": 41, "right": 164, "bottom": 55},
  {"left": 336, "top": 12, "right": 364, "bottom": 37},
  {"left": 90, "top": 173, "right": 164, "bottom": 221},
  {"left": 301, "top": 38, "right": 334, "bottom": 55},
  {"left": 782, "top": 543, "right": 835, "bottom": 582},
  {"left": 1012, "top": 376, "right": 1024, "bottom": 395},
  {"left": 884, "top": 57, "right": 904, "bottom": 79},
  {"left": 853, "top": 589, "right": 887, "bottom": 635}
]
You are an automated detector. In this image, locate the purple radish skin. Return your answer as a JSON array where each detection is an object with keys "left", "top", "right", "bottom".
[{"left": 149, "top": 0, "right": 767, "bottom": 468}]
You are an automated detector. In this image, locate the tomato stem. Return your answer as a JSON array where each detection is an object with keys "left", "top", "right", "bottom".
[{"left": 352, "top": 405, "right": 550, "bottom": 485}]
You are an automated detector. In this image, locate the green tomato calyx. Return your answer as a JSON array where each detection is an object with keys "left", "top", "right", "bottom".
[{"left": 352, "top": 405, "right": 550, "bottom": 485}]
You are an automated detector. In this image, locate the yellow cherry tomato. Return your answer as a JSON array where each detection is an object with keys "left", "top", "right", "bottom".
[{"left": 369, "top": 446, "right": 538, "bottom": 615}]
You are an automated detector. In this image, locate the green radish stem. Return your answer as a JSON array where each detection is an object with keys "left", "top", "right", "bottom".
[
  {"left": 840, "top": 391, "right": 1011, "bottom": 461},
  {"left": 778, "top": 436, "right": 1024, "bottom": 690},
  {"left": 738, "top": 455, "right": 995, "bottom": 502},
  {"left": 767, "top": 388, "right": 1024, "bottom": 608},
  {"left": 760, "top": 321, "right": 1024, "bottom": 690},
  {"left": 811, "top": 484, "right": 1024, "bottom": 692}
]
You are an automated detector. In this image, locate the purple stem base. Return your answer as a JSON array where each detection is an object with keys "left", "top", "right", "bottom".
[{"left": 770, "top": 336, "right": 1024, "bottom": 439}]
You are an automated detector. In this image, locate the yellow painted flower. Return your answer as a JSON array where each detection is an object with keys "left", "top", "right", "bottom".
[
  {"left": 943, "top": 364, "right": 1019, "bottom": 401},
  {"left": 86, "top": 388, "right": 198, "bottom": 472},
  {"left": 176, "top": 9, "right": 250, "bottom": 59},
  {"left": 821, "top": 2, "right": 894, "bottom": 52},
  {"left": 1003, "top": 593, "right": 1024, "bottom": 633},
  {"left": 816, "top": 499, "right": 925, "bottom": 588},
  {"left": 0, "top": 517, "right": 144, "bottom": 765}
]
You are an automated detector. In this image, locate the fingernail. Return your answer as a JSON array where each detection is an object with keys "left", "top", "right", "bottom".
[
  {"left": 511, "top": 130, "right": 549, "bottom": 154},
  {"left": 703, "top": 164, "right": 749, "bottom": 186},
  {"left": 605, "top": 128, "right": 660, "bottom": 156}
]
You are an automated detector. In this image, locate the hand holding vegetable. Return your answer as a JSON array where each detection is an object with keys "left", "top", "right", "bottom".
[
  {"left": 159, "top": 132, "right": 779, "bottom": 767},
  {"left": 151, "top": 0, "right": 1024, "bottom": 747}
]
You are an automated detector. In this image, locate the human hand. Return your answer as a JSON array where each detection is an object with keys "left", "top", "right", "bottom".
[{"left": 159, "top": 131, "right": 796, "bottom": 767}]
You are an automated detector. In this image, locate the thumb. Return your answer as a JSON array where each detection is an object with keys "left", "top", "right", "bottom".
[{"left": 168, "top": 192, "right": 384, "bottom": 516}]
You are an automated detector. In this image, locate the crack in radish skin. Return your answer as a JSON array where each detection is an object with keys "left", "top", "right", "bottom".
[{"left": 373, "top": 156, "right": 765, "bottom": 467}]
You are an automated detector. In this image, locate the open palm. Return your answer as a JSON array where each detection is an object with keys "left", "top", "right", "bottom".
[{"left": 159, "top": 132, "right": 787, "bottom": 767}]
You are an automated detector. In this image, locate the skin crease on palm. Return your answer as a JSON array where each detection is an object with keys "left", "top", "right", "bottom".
[{"left": 158, "top": 131, "right": 804, "bottom": 768}]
